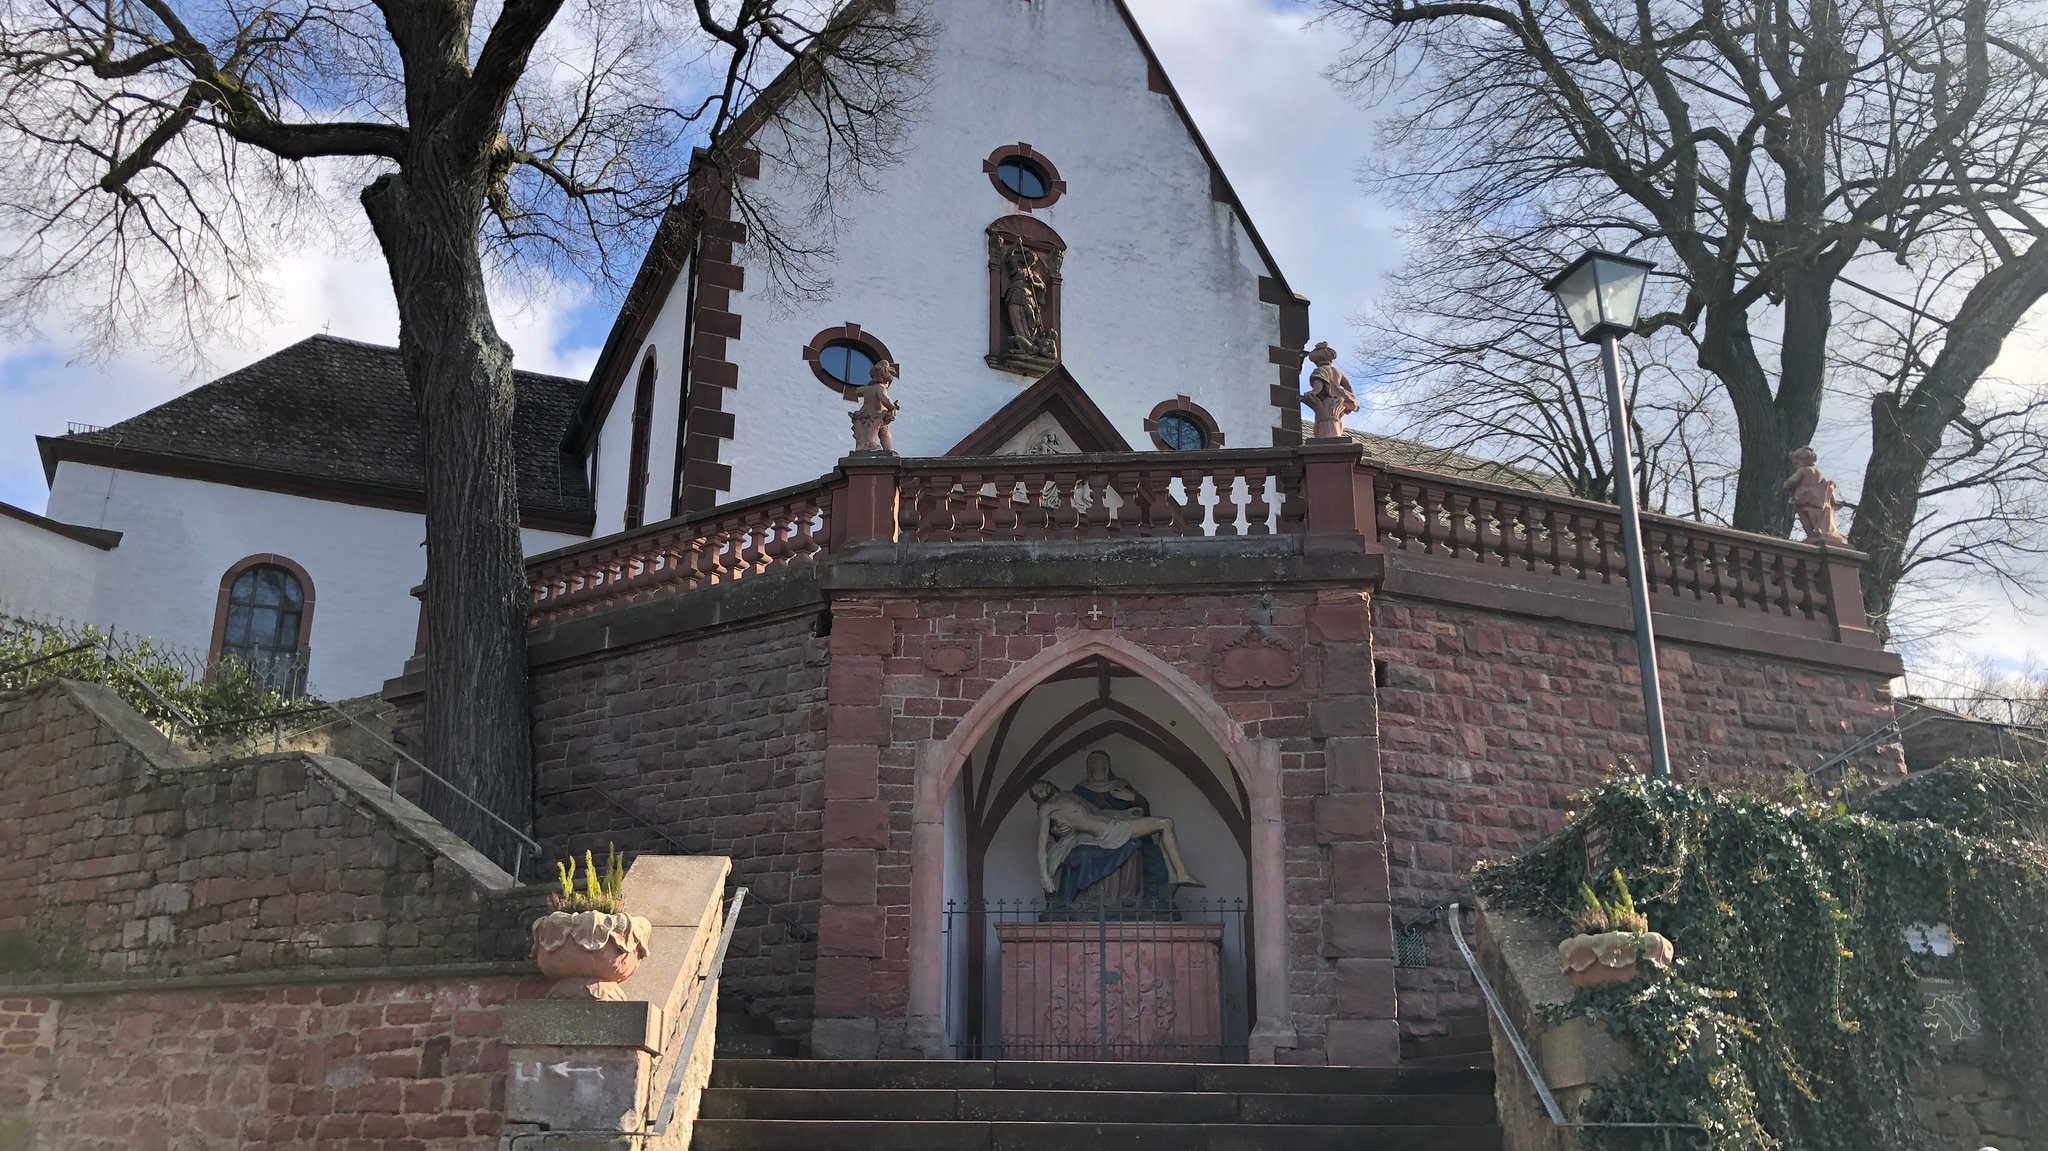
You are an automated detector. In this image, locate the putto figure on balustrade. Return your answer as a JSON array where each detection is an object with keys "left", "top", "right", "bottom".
[
  {"left": 1782, "top": 446, "right": 1849, "bottom": 546},
  {"left": 1033, "top": 751, "right": 1202, "bottom": 915},
  {"left": 847, "top": 360, "right": 901, "bottom": 453},
  {"left": 1301, "top": 341, "right": 1358, "bottom": 440}
]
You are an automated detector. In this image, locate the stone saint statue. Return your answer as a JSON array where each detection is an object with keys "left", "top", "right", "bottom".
[
  {"left": 1032, "top": 776, "right": 1203, "bottom": 906},
  {"left": 1781, "top": 446, "right": 1849, "bottom": 545},
  {"left": 1301, "top": 341, "right": 1358, "bottom": 440},
  {"left": 996, "top": 236, "right": 1059, "bottom": 359},
  {"left": 847, "top": 360, "right": 901, "bottom": 453}
]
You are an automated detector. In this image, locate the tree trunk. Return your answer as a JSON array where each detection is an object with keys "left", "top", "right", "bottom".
[
  {"left": 362, "top": 168, "right": 534, "bottom": 872},
  {"left": 1698, "top": 304, "right": 1797, "bottom": 535},
  {"left": 1850, "top": 243, "right": 2048, "bottom": 638}
]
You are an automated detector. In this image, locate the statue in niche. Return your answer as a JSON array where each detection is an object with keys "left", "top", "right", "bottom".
[
  {"left": 1032, "top": 751, "right": 1203, "bottom": 909},
  {"left": 995, "top": 234, "right": 1060, "bottom": 359},
  {"left": 847, "top": 359, "right": 900, "bottom": 453},
  {"left": 1301, "top": 341, "right": 1358, "bottom": 440},
  {"left": 1782, "top": 446, "right": 1849, "bottom": 545}
]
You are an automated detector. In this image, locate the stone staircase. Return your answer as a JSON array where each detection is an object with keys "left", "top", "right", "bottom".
[
  {"left": 690, "top": 1059, "right": 1502, "bottom": 1150},
  {"left": 1401, "top": 1014, "right": 1494, "bottom": 1069}
]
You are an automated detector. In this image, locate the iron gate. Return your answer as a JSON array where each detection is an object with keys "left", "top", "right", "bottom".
[{"left": 943, "top": 898, "right": 1248, "bottom": 1061}]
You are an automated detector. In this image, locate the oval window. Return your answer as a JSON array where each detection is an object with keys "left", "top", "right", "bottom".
[
  {"left": 995, "top": 157, "right": 1051, "bottom": 201},
  {"left": 817, "top": 340, "right": 879, "bottom": 388},
  {"left": 1155, "top": 412, "right": 1209, "bottom": 451}
]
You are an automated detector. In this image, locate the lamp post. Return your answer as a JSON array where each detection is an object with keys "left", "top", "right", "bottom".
[{"left": 1545, "top": 250, "right": 1672, "bottom": 781}]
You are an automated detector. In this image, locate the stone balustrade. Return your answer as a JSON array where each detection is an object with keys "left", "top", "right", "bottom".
[{"left": 523, "top": 443, "right": 1874, "bottom": 645}]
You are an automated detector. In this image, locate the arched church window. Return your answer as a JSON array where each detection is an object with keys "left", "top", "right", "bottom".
[
  {"left": 624, "top": 350, "right": 657, "bottom": 530},
  {"left": 986, "top": 215, "right": 1066, "bottom": 374},
  {"left": 984, "top": 144, "right": 1066, "bottom": 210},
  {"left": 211, "top": 556, "right": 313, "bottom": 695},
  {"left": 803, "top": 323, "right": 896, "bottom": 393},
  {"left": 1145, "top": 396, "right": 1225, "bottom": 451}
]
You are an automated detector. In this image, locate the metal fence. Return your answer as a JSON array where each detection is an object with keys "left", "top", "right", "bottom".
[{"left": 943, "top": 897, "right": 1248, "bottom": 1062}]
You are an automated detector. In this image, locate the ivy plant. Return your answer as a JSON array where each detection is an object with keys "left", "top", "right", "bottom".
[{"left": 1475, "top": 762, "right": 2048, "bottom": 1151}]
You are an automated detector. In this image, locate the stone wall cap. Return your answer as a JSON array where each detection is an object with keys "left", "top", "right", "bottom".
[
  {"left": 502, "top": 998, "right": 664, "bottom": 1051},
  {"left": 618, "top": 855, "right": 731, "bottom": 928}
]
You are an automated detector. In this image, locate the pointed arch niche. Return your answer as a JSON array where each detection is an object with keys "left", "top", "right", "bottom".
[{"left": 909, "top": 634, "right": 1291, "bottom": 1060}]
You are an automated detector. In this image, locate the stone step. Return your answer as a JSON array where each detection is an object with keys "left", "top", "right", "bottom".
[
  {"left": 1444, "top": 1014, "right": 1493, "bottom": 1039},
  {"left": 1402, "top": 1050, "right": 1493, "bottom": 1070},
  {"left": 699, "top": 1087, "right": 1498, "bottom": 1126},
  {"left": 1404, "top": 1032, "right": 1494, "bottom": 1060},
  {"left": 691, "top": 1119, "right": 1504, "bottom": 1151},
  {"left": 714, "top": 1030, "right": 800, "bottom": 1059},
  {"left": 709, "top": 1059, "right": 1496, "bottom": 1097}
]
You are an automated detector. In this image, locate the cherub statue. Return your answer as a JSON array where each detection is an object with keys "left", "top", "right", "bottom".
[
  {"left": 1782, "top": 446, "right": 1848, "bottom": 545},
  {"left": 847, "top": 360, "right": 901, "bottom": 453},
  {"left": 1301, "top": 341, "right": 1358, "bottom": 440}
]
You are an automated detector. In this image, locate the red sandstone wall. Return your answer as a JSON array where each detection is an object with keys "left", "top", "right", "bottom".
[
  {"left": 1372, "top": 597, "right": 1901, "bottom": 1036},
  {"left": 816, "top": 591, "right": 1389, "bottom": 1065},
  {"left": 0, "top": 681, "right": 532, "bottom": 982},
  {"left": 529, "top": 612, "right": 829, "bottom": 1030},
  {"left": 1, "top": 975, "right": 537, "bottom": 1149}
]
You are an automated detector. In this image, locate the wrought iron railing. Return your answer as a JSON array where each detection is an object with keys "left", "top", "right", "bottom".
[{"left": 943, "top": 897, "right": 1249, "bottom": 1063}]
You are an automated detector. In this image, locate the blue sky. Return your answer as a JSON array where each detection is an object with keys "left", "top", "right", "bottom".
[{"left": 0, "top": 0, "right": 2038, "bottom": 678}]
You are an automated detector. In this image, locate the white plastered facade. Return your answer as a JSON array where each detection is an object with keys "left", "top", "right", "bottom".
[
  {"left": 30, "top": 464, "right": 584, "bottom": 699},
  {"left": 585, "top": 0, "right": 1295, "bottom": 530}
]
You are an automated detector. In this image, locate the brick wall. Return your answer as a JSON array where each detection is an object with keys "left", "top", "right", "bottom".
[
  {"left": 529, "top": 611, "right": 829, "bottom": 1030},
  {"left": 0, "top": 680, "right": 535, "bottom": 981},
  {"left": 1374, "top": 597, "right": 1901, "bottom": 1036},
  {"left": 3, "top": 975, "right": 539, "bottom": 1149}
]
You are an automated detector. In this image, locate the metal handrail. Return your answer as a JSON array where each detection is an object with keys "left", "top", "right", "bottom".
[
  {"left": 314, "top": 699, "right": 542, "bottom": 883},
  {"left": 654, "top": 886, "right": 748, "bottom": 1133},
  {"left": 0, "top": 640, "right": 99, "bottom": 681},
  {"left": 1445, "top": 902, "right": 1707, "bottom": 1143}
]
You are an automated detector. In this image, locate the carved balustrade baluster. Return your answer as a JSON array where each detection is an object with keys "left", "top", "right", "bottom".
[
  {"left": 1769, "top": 553, "right": 1791, "bottom": 616},
  {"left": 1178, "top": 467, "right": 1211, "bottom": 535},
  {"left": 1081, "top": 470, "right": 1112, "bottom": 537},
  {"left": 1244, "top": 466, "right": 1272, "bottom": 536}
]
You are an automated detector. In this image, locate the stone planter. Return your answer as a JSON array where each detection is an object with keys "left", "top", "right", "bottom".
[
  {"left": 1558, "top": 930, "right": 1675, "bottom": 989},
  {"left": 532, "top": 910, "right": 654, "bottom": 1000}
]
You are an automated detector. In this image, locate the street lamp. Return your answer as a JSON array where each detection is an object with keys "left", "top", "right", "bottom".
[{"left": 1545, "top": 250, "right": 1671, "bottom": 781}]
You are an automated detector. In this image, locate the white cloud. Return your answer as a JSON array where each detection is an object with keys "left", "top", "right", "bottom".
[
  {"left": 0, "top": 0, "right": 2037, "bottom": 687},
  {"left": 0, "top": 220, "right": 602, "bottom": 514}
]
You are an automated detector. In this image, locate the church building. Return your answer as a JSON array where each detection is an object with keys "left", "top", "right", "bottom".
[{"left": 3, "top": 0, "right": 1903, "bottom": 1067}]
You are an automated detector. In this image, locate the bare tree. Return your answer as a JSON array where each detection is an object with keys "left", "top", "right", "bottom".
[
  {"left": 0, "top": 0, "right": 927, "bottom": 857},
  {"left": 1321, "top": 0, "right": 2048, "bottom": 638}
]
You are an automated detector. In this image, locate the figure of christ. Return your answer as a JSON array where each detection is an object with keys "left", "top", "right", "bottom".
[{"left": 1031, "top": 779, "right": 1203, "bottom": 907}]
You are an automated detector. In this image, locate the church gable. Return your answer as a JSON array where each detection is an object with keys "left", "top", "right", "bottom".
[
  {"left": 948, "top": 365, "right": 1133, "bottom": 457},
  {"left": 576, "top": 0, "right": 1311, "bottom": 528}
]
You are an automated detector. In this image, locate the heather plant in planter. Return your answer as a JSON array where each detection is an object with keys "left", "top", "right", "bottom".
[
  {"left": 1557, "top": 869, "right": 1675, "bottom": 989},
  {"left": 532, "top": 846, "right": 652, "bottom": 1000}
]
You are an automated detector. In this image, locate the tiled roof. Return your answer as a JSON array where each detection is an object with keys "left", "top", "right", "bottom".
[
  {"left": 1349, "top": 430, "right": 1570, "bottom": 495},
  {"left": 40, "top": 335, "right": 594, "bottom": 528}
]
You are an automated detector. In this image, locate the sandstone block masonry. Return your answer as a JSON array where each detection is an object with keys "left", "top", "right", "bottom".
[
  {"left": 0, "top": 680, "right": 536, "bottom": 980},
  {"left": 526, "top": 611, "right": 827, "bottom": 1036},
  {"left": 0, "top": 679, "right": 555, "bottom": 1148},
  {"left": 1375, "top": 597, "right": 1901, "bottom": 1036}
]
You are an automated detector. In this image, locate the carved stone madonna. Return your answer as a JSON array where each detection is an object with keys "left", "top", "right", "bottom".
[{"left": 986, "top": 215, "right": 1066, "bottom": 377}]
